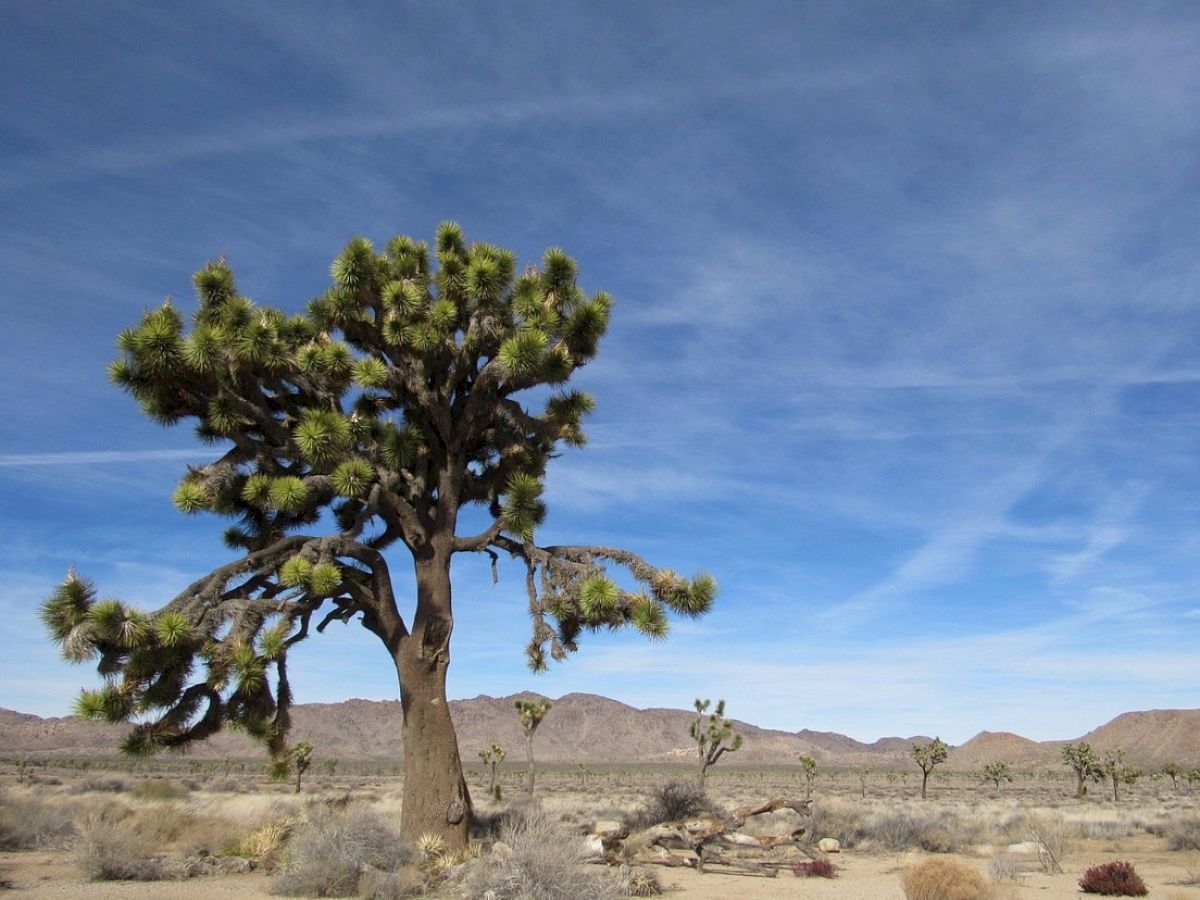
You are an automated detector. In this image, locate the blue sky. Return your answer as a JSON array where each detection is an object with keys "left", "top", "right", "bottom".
[{"left": 2, "top": 2, "right": 1198, "bottom": 745}]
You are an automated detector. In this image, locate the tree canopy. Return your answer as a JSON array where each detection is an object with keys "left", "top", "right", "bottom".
[{"left": 42, "top": 223, "right": 717, "bottom": 843}]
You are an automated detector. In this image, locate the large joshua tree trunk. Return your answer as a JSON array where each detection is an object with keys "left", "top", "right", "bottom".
[{"left": 396, "top": 548, "right": 471, "bottom": 847}]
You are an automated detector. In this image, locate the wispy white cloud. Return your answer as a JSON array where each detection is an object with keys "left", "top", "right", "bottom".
[{"left": 0, "top": 449, "right": 199, "bottom": 467}]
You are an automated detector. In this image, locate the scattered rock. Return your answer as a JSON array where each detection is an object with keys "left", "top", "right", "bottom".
[{"left": 817, "top": 837, "right": 841, "bottom": 853}]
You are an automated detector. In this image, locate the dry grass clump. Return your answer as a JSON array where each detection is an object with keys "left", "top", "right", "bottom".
[
  {"left": 270, "top": 802, "right": 417, "bottom": 897},
  {"left": 901, "top": 857, "right": 996, "bottom": 900},
  {"left": 131, "top": 778, "right": 190, "bottom": 801},
  {"left": 1155, "top": 816, "right": 1200, "bottom": 852},
  {"left": 71, "top": 776, "right": 132, "bottom": 794},
  {"left": 0, "top": 787, "right": 78, "bottom": 850},
  {"left": 75, "top": 809, "right": 168, "bottom": 881},
  {"left": 621, "top": 780, "right": 723, "bottom": 831},
  {"left": 808, "top": 800, "right": 981, "bottom": 853},
  {"left": 457, "top": 807, "right": 619, "bottom": 900},
  {"left": 614, "top": 864, "right": 661, "bottom": 896}
]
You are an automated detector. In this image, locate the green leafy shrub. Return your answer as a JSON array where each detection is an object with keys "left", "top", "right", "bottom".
[{"left": 1078, "top": 860, "right": 1148, "bottom": 896}]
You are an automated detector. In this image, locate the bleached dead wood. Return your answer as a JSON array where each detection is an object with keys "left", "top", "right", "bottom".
[{"left": 619, "top": 797, "right": 815, "bottom": 876}]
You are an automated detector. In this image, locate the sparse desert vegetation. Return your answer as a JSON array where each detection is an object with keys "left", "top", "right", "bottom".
[{"left": 3, "top": 755, "right": 1200, "bottom": 898}]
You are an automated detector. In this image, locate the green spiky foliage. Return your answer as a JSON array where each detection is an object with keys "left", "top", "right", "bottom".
[
  {"left": 911, "top": 737, "right": 949, "bottom": 799},
  {"left": 690, "top": 698, "right": 743, "bottom": 788},
  {"left": 46, "top": 226, "right": 716, "bottom": 846},
  {"left": 1062, "top": 741, "right": 1105, "bottom": 799}
]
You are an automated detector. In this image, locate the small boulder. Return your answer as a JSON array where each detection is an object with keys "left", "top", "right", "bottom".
[{"left": 817, "top": 837, "right": 841, "bottom": 853}]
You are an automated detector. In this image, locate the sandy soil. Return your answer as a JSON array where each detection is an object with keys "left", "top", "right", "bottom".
[
  {"left": 5, "top": 841, "right": 1200, "bottom": 899},
  {"left": 3, "top": 764, "right": 1199, "bottom": 899}
]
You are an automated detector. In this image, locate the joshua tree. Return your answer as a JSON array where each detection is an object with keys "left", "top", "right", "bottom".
[
  {"left": 980, "top": 760, "right": 1013, "bottom": 796},
  {"left": 290, "top": 741, "right": 314, "bottom": 793},
  {"left": 856, "top": 766, "right": 870, "bottom": 799},
  {"left": 1101, "top": 749, "right": 1140, "bottom": 802},
  {"left": 40, "top": 225, "right": 717, "bottom": 848},
  {"left": 1062, "top": 742, "right": 1104, "bottom": 799},
  {"left": 1162, "top": 762, "right": 1181, "bottom": 792},
  {"left": 911, "top": 738, "right": 949, "bottom": 799},
  {"left": 515, "top": 697, "right": 552, "bottom": 797},
  {"left": 479, "top": 744, "right": 506, "bottom": 800},
  {"left": 798, "top": 754, "right": 818, "bottom": 800},
  {"left": 690, "top": 698, "right": 742, "bottom": 789}
]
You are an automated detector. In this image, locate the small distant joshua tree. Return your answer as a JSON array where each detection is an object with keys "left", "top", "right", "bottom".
[
  {"left": 1162, "top": 762, "right": 1181, "bottom": 792},
  {"left": 981, "top": 760, "right": 1014, "bottom": 796},
  {"left": 856, "top": 766, "right": 870, "bottom": 798},
  {"left": 479, "top": 744, "right": 506, "bottom": 800},
  {"left": 1062, "top": 742, "right": 1104, "bottom": 799},
  {"left": 1101, "top": 749, "right": 1140, "bottom": 802},
  {"left": 911, "top": 738, "right": 949, "bottom": 799},
  {"left": 690, "top": 698, "right": 742, "bottom": 789},
  {"left": 515, "top": 698, "right": 552, "bottom": 797},
  {"left": 290, "top": 741, "right": 314, "bottom": 793},
  {"left": 798, "top": 754, "right": 818, "bottom": 800}
]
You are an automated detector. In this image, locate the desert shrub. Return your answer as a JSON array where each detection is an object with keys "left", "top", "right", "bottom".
[
  {"left": 622, "top": 780, "right": 723, "bottom": 832},
  {"left": 805, "top": 800, "right": 867, "bottom": 847},
  {"left": 457, "top": 808, "right": 618, "bottom": 900},
  {"left": 75, "top": 813, "right": 169, "bottom": 881},
  {"left": 614, "top": 864, "right": 661, "bottom": 896},
  {"left": 0, "top": 789, "right": 77, "bottom": 849},
  {"left": 1078, "top": 860, "right": 1148, "bottom": 896},
  {"left": 72, "top": 776, "right": 131, "bottom": 794},
  {"left": 271, "top": 803, "right": 415, "bottom": 897},
  {"left": 793, "top": 859, "right": 838, "bottom": 878},
  {"left": 357, "top": 866, "right": 430, "bottom": 900},
  {"left": 132, "top": 779, "right": 189, "bottom": 801},
  {"left": 901, "top": 857, "right": 994, "bottom": 900},
  {"left": 1075, "top": 818, "right": 1139, "bottom": 840},
  {"left": 1026, "top": 813, "right": 1073, "bottom": 874},
  {"left": 988, "top": 850, "right": 1027, "bottom": 883},
  {"left": 1159, "top": 816, "right": 1200, "bottom": 852}
]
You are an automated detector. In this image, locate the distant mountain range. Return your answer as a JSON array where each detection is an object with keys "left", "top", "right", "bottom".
[{"left": 2, "top": 694, "right": 1197, "bottom": 769}]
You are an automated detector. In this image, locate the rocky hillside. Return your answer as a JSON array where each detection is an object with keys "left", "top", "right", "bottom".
[{"left": 1, "top": 696, "right": 1196, "bottom": 769}]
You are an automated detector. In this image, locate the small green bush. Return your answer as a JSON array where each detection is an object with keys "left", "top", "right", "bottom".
[{"left": 1078, "top": 860, "right": 1148, "bottom": 896}]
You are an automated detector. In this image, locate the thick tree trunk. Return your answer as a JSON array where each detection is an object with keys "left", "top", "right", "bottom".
[
  {"left": 920, "top": 770, "right": 929, "bottom": 799},
  {"left": 396, "top": 550, "right": 471, "bottom": 848}
]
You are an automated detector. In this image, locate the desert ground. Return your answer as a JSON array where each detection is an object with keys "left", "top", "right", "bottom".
[{"left": 2, "top": 758, "right": 1198, "bottom": 899}]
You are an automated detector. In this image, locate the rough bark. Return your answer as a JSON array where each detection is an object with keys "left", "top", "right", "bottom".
[{"left": 397, "top": 549, "right": 471, "bottom": 846}]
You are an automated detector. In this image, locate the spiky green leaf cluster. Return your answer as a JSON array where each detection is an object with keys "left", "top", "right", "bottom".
[{"left": 500, "top": 473, "right": 545, "bottom": 542}]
